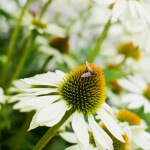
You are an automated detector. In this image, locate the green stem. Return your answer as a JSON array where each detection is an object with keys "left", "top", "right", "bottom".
[
  {"left": 40, "top": 55, "right": 53, "bottom": 73},
  {"left": 33, "top": 108, "right": 74, "bottom": 150},
  {"left": 39, "top": 0, "right": 53, "bottom": 19},
  {"left": 12, "top": 112, "right": 34, "bottom": 150},
  {"left": 6, "top": 31, "right": 37, "bottom": 92},
  {"left": 88, "top": 19, "right": 111, "bottom": 63},
  {"left": 1, "top": 0, "right": 31, "bottom": 85}
]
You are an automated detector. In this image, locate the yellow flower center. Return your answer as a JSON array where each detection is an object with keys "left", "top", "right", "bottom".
[
  {"left": 110, "top": 79, "right": 124, "bottom": 95},
  {"left": 117, "top": 109, "right": 141, "bottom": 125},
  {"left": 48, "top": 36, "right": 70, "bottom": 54},
  {"left": 143, "top": 85, "right": 150, "bottom": 101},
  {"left": 59, "top": 64, "right": 106, "bottom": 114},
  {"left": 31, "top": 19, "right": 47, "bottom": 29},
  {"left": 101, "top": 123, "right": 130, "bottom": 150},
  {"left": 117, "top": 42, "right": 141, "bottom": 61}
]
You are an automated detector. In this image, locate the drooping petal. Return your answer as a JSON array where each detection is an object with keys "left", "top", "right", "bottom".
[
  {"left": 72, "top": 111, "right": 89, "bottom": 150},
  {"left": 14, "top": 95, "right": 60, "bottom": 111},
  {"left": 97, "top": 108, "right": 124, "bottom": 142},
  {"left": 88, "top": 115, "right": 113, "bottom": 150},
  {"left": 60, "top": 132, "right": 78, "bottom": 143},
  {"left": 28, "top": 111, "right": 39, "bottom": 131},
  {"left": 36, "top": 101, "right": 68, "bottom": 123}
]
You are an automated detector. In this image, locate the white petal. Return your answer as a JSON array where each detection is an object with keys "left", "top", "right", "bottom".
[
  {"left": 65, "top": 145, "right": 80, "bottom": 150},
  {"left": 43, "top": 106, "right": 68, "bottom": 127},
  {"left": 102, "top": 103, "right": 116, "bottom": 118},
  {"left": 72, "top": 111, "right": 89, "bottom": 150},
  {"left": 28, "top": 112, "right": 39, "bottom": 131},
  {"left": 128, "top": 75, "right": 147, "bottom": 91},
  {"left": 121, "top": 94, "right": 144, "bottom": 109},
  {"left": 13, "top": 95, "right": 60, "bottom": 111},
  {"left": 118, "top": 78, "right": 141, "bottom": 93},
  {"left": 55, "top": 70, "right": 66, "bottom": 78},
  {"left": 134, "top": 132, "right": 150, "bottom": 150},
  {"left": 22, "top": 72, "right": 61, "bottom": 86},
  {"left": 60, "top": 132, "right": 78, "bottom": 143},
  {"left": 88, "top": 115, "right": 113, "bottom": 150},
  {"left": 36, "top": 101, "right": 68, "bottom": 123},
  {"left": 97, "top": 108, "right": 124, "bottom": 142}
]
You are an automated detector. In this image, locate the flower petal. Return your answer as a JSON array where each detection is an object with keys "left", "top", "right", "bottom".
[
  {"left": 36, "top": 101, "right": 68, "bottom": 123},
  {"left": 14, "top": 95, "right": 60, "bottom": 111},
  {"left": 72, "top": 111, "right": 89, "bottom": 150},
  {"left": 60, "top": 132, "right": 78, "bottom": 143},
  {"left": 118, "top": 78, "right": 141, "bottom": 93},
  {"left": 22, "top": 72, "right": 62, "bottom": 86},
  {"left": 88, "top": 115, "right": 113, "bottom": 150},
  {"left": 97, "top": 108, "right": 124, "bottom": 142}
]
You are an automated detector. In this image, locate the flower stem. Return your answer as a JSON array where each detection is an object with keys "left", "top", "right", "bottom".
[
  {"left": 33, "top": 108, "right": 74, "bottom": 150},
  {"left": 39, "top": 0, "right": 53, "bottom": 19},
  {"left": 12, "top": 112, "right": 34, "bottom": 150},
  {"left": 6, "top": 31, "right": 37, "bottom": 92},
  {"left": 40, "top": 55, "right": 54, "bottom": 73},
  {"left": 88, "top": 19, "right": 111, "bottom": 63},
  {"left": 1, "top": 0, "right": 31, "bottom": 85}
]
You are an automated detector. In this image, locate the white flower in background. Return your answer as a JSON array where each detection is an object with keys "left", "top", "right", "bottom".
[
  {"left": 94, "top": 0, "right": 150, "bottom": 32},
  {"left": 133, "top": 27, "right": 150, "bottom": 53},
  {"left": 13, "top": 62, "right": 125, "bottom": 150},
  {"left": 0, "top": 87, "right": 5, "bottom": 105},
  {"left": 118, "top": 75, "right": 150, "bottom": 113},
  {"left": 112, "top": 0, "right": 150, "bottom": 32},
  {"left": 37, "top": 36, "right": 78, "bottom": 70},
  {"left": 22, "top": 11, "right": 66, "bottom": 36},
  {"left": 116, "top": 109, "right": 150, "bottom": 150}
]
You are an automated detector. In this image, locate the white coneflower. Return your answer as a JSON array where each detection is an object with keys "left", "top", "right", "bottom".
[
  {"left": 118, "top": 75, "right": 150, "bottom": 113},
  {"left": 116, "top": 109, "right": 150, "bottom": 150},
  {"left": 14, "top": 62, "right": 124, "bottom": 149}
]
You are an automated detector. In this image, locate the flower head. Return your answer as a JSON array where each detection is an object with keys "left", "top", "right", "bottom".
[{"left": 14, "top": 62, "right": 124, "bottom": 149}]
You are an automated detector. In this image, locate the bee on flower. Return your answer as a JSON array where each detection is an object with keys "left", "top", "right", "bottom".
[{"left": 12, "top": 62, "right": 125, "bottom": 150}]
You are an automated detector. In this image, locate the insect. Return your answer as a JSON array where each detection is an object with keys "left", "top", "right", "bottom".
[{"left": 81, "top": 61, "right": 97, "bottom": 78}]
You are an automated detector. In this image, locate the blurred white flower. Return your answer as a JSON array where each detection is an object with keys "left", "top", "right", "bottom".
[
  {"left": 13, "top": 63, "right": 125, "bottom": 150},
  {"left": 0, "top": 87, "right": 5, "bottom": 104},
  {"left": 116, "top": 109, "right": 150, "bottom": 150},
  {"left": 118, "top": 75, "right": 150, "bottom": 113}
]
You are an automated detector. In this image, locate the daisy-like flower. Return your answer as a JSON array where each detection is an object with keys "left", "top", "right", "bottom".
[
  {"left": 14, "top": 62, "right": 124, "bottom": 149},
  {"left": 118, "top": 75, "right": 150, "bottom": 113},
  {"left": 116, "top": 109, "right": 150, "bottom": 150}
]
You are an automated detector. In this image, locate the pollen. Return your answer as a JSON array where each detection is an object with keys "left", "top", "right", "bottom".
[
  {"left": 143, "top": 85, "right": 150, "bottom": 101},
  {"left": 59, "top": 63, "right": 106, "bottom": 114},
  {"left": 110, "top": 79, "right": 124, "bottom": 95},
  {"left": 100, "top": 123, "right": 130, "bottom": 150},
  {"left": 117, "top": 109, "right": 141, "bottom": 125},
  {"left": 117, "top": 42, "right": 141, "bottom": 61}
]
